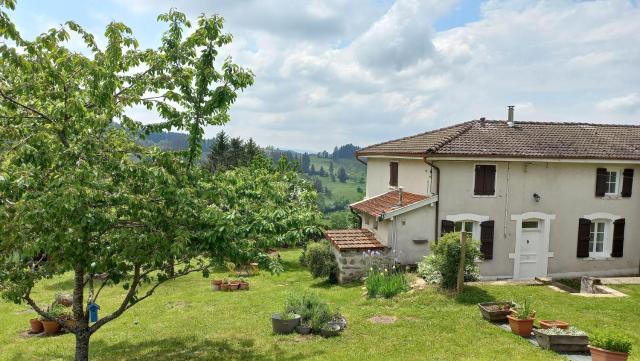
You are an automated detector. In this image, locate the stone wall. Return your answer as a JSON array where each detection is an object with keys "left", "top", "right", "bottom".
[{"left": 331, "top": 247, "right": 391, "bottom": 284}]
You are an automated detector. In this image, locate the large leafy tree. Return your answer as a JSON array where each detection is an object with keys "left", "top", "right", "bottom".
[{"left": 0, "top": 2, "right": 322, "bottom": 360}]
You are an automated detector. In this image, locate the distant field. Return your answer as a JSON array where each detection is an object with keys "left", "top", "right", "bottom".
[{"left": 308, "top": 155, "right": 366, "bottom": 208}]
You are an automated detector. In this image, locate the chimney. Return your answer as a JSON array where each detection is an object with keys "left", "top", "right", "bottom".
[
  {"left": 397, "top": 186, "right": 404, "bottom": 207},
  {"left": 479, "top": 117, "right": 486, "bottom": 126},
  {"left": 507, "top": 106, "right": 515, "bottom": 127}
]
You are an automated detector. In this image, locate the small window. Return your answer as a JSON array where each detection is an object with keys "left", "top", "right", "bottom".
[
  {"left": 522, "top": 220, "right": 539, "bottom": 229},
  {"left": 605, "top": 171, "right": 618, "bottom": 195},
  {"left": 389, "top": 162, "right": 398, "bottom": 187},
  {"left": 373, "top": 219, "right": 378, "bottom": 230},
  {"left": 454, "top": 221, "right": 474, "bottom": 242},
  {"left": 364, "top": 216, "right": 370, "bottom": 225},
  {"left": 474, "top": 164, "right": 496, "bottom": 196},
  {"left": 589, "top": 221, "right": 606, "bottom": 255}
]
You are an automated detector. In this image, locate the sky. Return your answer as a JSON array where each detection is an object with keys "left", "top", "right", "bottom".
[{"left": 6, "top": 0, "right": 640, "bottom": 152}]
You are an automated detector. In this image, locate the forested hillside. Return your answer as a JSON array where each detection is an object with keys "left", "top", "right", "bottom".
[{"left": 142, "top": 131, "right": 366, "bottom": 228}]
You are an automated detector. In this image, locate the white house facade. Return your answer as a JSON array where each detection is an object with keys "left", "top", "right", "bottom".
[{"left": 328, "top": 117, "right": 640, "bottom": 281}]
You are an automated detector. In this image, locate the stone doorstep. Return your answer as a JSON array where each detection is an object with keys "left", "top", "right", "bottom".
[{"left": 493, "top": 323, "right": 591, "bottom": 361}]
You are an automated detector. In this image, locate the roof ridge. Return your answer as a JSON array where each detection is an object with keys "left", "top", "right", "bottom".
[
  {"left": 426, "top": 120, "right": 476, "bottom": 154},
  {"left": 356, "top": 120, "right": 475, "bottom": 156},
  {"left": 478, "top": 120, "right": 640, "bottom": 128}
]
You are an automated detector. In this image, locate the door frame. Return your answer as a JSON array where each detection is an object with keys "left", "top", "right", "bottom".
[{"left": 510, "top": 212, "right": 556, "bottom": 279}]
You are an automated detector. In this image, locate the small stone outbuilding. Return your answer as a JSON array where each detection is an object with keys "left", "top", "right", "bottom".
[{"left": 325, "top": 229, "right": 389, "bottom": 283}]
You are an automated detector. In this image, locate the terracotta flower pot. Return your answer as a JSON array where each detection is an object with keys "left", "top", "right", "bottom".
[
  {"left": 589, "top": 346, "right": 629, "bottom": 361},
  {"left": 29, "top": 319, "right": 44, "bottom": 333},
  {"left": 239, "top": 282, "right": 249, "bottom": 290},
  {"left": 507, "top": 315, "right": 534, "bottom": 337},
  {"left": 211, "top": 279, "right": 223, "bottom": 291},
  {"left": 540, "top": 320, "right": 569, "bottom": 329},
  {"left": 41, "top": 320, "right": 61, "bottom": 335},
  {"left": 250, "top": 263, "right": 259, "bottom": 274},
  {"left": 228, "top": 282, "right": 240, "bottom": 291},
  {"left": 220, "top": 283, "right": 230, "bottom": 291},
  {"left": 63, "top": 318, "right": 77, "bottom": 330}
]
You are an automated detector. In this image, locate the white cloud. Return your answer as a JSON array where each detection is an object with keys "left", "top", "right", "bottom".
[
  {"left": 597, "top": 93, "right": 640, "bottom": 113},
  {"left": 44, "top": 0, "right": 640, "bottom": 150}
]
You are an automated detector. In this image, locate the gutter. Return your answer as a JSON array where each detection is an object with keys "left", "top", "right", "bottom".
[
  {"left": 355, "top": 153, "right": 367, "bottom": 166},
  {"left": 423, "top": 157, "right": 440, "bottom": 243}
]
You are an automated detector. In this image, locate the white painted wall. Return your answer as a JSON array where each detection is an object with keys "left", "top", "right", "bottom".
[
  {"left": 365, "top": 157, "right": 433, "bottom": 197},
  {"left": 360, "top": 156, "right": 640, "bottom": 278}
]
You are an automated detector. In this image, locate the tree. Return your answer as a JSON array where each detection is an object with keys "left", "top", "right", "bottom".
[
  {"left": 309, "top": 164, "right": 317, "bottom": 175},
  {"left": 301, "top": 152, "right": 310, "bottom": 173},
  {"left": 337, "top": 167, "right": 348, "bottom": 183},
  {"left": 207, "top": 131, "right": 230, "bottom": 172},
  {"left": 244, "top": 138, "right": 261, "bottom": 164},
  {"left": 313, "top": 178, "right": 324, "bottom": 193},
  {"left": 228, "top": 136, "right": 245, "bottom": 167},
  {"left": 328, "top": 161, "right": 334, "bottom": 177},
  {"left": 319, "top": 165, "right": 326, "bottom": 177},
  {"left": 0, "top": 5, "right": 321, "bottom": 360}
]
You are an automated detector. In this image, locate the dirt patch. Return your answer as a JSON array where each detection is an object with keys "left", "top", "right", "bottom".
[{"left": 368, "top": 315, "right": 397, "bottom": 324}]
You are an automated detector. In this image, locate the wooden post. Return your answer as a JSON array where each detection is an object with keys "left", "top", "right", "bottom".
[{"left": 457, "top": 231, "right": 467, "bottom": 294}]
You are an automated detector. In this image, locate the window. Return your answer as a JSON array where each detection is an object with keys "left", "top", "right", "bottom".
[
  {"left": 589, "top": 221, "right": 606, "bottom": 256},
  {"left": 474, "top": 164, "right": 496, "bottom": 196},
  {"left": 373, "top": 218, "right": 378, "bottom": 230},
  {"left": 389, "top": 162, "right": 398, "bottom": 187},
  {"left": 364, "top": 216, "right": 370, "bottom": 225},
  {"left": 522, "top": 220, "right": 539, "bottom": 230},
  {"left": 605, "top": 171, "right": 618, "bottom": 195},
  {"left": 454, "top": 221, "right": 474, "bottom": 242}
]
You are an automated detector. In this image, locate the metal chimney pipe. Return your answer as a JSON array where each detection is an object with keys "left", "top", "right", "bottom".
[
  {"left": 507, "top": 106, "right": 515, "bottom": 127},
  {"left": 398, "top": 186, "right": 404, "bottom": 206}
]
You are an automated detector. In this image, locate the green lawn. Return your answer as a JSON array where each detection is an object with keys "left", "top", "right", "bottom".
[
  {"left": 2, "top": 249, "right": 639, "bottom": 360},
  {"left": 308, "top": 156, "right": 366, "bottom": 208}
]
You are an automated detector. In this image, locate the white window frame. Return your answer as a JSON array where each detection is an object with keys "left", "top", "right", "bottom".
[
  {"left": 582, "top": 212, "right": 622, "bottom": 259},
  {"left": 472, "top": 163, "right": 497, "bottom": 197},
  {"left": 521, "top": 220, "right": 540, "bottom": 231},
  {"left": 601, "top": 168, "right": 623, "bottom": 197},
  {"left": 373, "top": 218, "right": 378, "bottom": 231},
  {"left": 364, "top": 215, "right": 370, "bottom": 225},
  {"left": 588, "top": 221, "right": 607, "bottom": 258},
  {"left": 445, "top": 213, "right": 489, "bottom": 242}
]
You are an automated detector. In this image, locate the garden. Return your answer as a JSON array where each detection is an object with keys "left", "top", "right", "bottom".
[{"left": 2, "top": 248, "right": 639, "bottom": 361}]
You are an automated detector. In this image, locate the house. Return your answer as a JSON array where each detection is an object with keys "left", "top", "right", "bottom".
[{"left": 327, "top": 109, "right": 640, "bottom": 282}]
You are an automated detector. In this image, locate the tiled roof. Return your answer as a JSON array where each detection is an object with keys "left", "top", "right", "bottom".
[
  {"left": 325, "top": 229, "right": 385, "bottom": 251},
  {"left": 350, "top": 190, "right": 429, "bottom": 218},
  {"left": 356, "top": 120, "right": 640, "bottom": 160}
]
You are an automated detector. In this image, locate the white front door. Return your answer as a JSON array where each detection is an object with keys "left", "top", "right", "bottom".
[{"left": 518, "top": 220, "right": 542, "bottom": 279}]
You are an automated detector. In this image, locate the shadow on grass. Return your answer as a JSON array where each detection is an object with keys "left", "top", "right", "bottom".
[
  {"left": 41, "top": 278, "right": 76, "bottom": 292},
  {"left": 454, "top": 286, "right": 496, "bottom": 305},
  {"left": 309, "top": 279, "right": 362, "bottom": 290},
  {"left": 82, "top": 337, "right": 320, "bottom": 361}
]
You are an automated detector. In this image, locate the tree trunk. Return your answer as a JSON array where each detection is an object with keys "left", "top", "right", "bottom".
[{"left": 75, "top": 331, "right": 90, "bottom": 361}]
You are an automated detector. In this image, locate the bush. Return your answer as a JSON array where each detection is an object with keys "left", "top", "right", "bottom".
[
  {"left": 301, "top": 240, "right": 337, "bottom": 283},
  {"left": 365, "top": 267, "right": 409, "bottom": 298},
  {"left": 417, "top": 232, "right": 481, "bottom": 289},
  {"left": 284, "top": 292, "right": 332, "bottom": 330},
  {"left": 590, "top": 331, "right": 633, "bottom": 354}
]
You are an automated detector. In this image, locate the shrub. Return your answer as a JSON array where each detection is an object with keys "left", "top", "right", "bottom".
[
  {"left": 417, "top": 232, "right": 480, "bottom": 289},
  {"left": 365, "top": 267, "right": 409, "bottom": 298},
  {"left": 590, "top": 331, "right": 633, "bottom": 354},
  {"left": 301, "top": 240, "right": 337, "bottom": 283},
  {"left": 284, "top": 292, "right": 332, "bottom": 330}
]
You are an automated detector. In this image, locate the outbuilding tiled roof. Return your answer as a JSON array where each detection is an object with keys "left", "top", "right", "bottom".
[
  {"left": 350, "top": 190, "right": 429, "bottom": 219},
  {"left": 356, "top": 120, "right": 640, "bottom": 160},
  {"left": 325, "top": 229, "right": 385, "bottom": 251}
]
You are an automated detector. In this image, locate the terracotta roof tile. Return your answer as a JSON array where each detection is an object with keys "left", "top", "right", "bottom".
[
  {"left": 325, "top": 229, "right": 385, "bottom": 251},
  {"left": 351, "top": 190, "right": 429, "bottom": 218},
  {"left": 356, "top": 120, "right": 640, "bottom": 160}
]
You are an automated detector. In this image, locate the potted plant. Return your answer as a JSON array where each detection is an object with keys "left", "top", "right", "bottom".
[
  {"left": 29, "top": 318, "right": 44, "bottom": 333},
  {"left": 42, "top": 303, "right": 66, "bottom": 335},
  {"left": 540, "top": 320, "right": 569, "bottom": 329},
  {"left": 507, "top": 299, "right": 535, "bottom": 337},
  {"left": 238, "top": 279, "right": 249, "bottom": 290},
  {"left": 211, "top": 279, "right": 223, "bottom": 291},
  {"left": 295, "top": 321, "right": 312, "bottom": 335},
  {"left": 220, "top": 279, "right": 230, "bottom": 291},
  {"left": 478, "top": 301, "right": 514, "bottom": 322},
  {"left": 271, "top": 311, "right": 301, "bottom": 334},
  {"left": 534, "top": 327, "right": 589, "bottom": 353},
  {"left": 589, "top": 331, "right": 632, "bottom": 361},
  {"left": 228, "top": 279, "right": 240, "bottom": 291},
  {"left": 320, "top": 323, "right": 341, "bottom": 338}
]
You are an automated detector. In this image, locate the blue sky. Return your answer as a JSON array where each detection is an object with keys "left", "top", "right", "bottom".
[{"left": 7, "top": 0, "right": 640, "bottom": 151}]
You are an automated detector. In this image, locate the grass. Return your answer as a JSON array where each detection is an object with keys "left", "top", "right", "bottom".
[
  {"left": 365, "top": 269, "right": 410, "bottom": 299},
  {"left": 308, "top": 155, "right": 365, "bottom": 206},
  {"left": 1, "top": 249, "right": 640, "bottom": 360}
]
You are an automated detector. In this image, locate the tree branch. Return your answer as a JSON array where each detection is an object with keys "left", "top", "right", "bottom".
[
  {"left": 0, "top": 89, "right": 53, "bottom": 122},
  {"left": 89, "top": 263, "right": 141, "bottom": 333}
]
